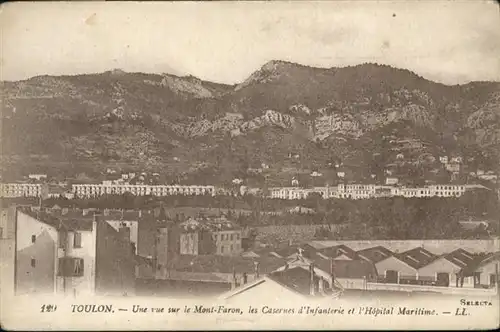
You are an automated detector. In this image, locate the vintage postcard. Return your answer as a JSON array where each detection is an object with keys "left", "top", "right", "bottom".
[{"left": 0, "top": 0, "right": 499, "bottom": 330}]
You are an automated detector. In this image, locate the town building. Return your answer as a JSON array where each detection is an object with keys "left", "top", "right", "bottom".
[
  {"left": 416, "top": 248, "right": 477, "bottom": 287},
  {"left": 14, "top": 207, "right": 136, "bottom": 297},
  {"left": 72, "top": 183, "right": 215, "bottom": 198},
  {"left": 175, "top": 217, "right": 243, "bottom": 256},
  {"left": 385, "top": 177, "right": 399, "bottom": 185},
  {"left": 460, "top": 252, "right": 500, "bottom": 288},
  {"left": 28, "top": 174, "right": 48, "bottom": 181},
  {"left": 0, "top": 183, "right": 49, "bottom": 199}
]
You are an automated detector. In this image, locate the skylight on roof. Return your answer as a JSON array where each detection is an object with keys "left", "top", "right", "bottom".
[
  {"left": 407, "top": 256, "right": 419, "bottom": 264},
  {"left": 461, "top": 252, "right": 473, "bottom": 259},
  {"left": 420, "top": 250, "right": 433, "bottom": 258}
]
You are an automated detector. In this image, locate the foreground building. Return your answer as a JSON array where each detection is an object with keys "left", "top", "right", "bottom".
[
  {"left": 219, "top": 265, "right": 342, "bottom": 302},
  {"left": 14, "top": 207, "right": 136, "bottom": 297}
]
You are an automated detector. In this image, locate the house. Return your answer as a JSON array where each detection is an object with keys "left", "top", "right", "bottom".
[
  {"left": 439, "top": 156, "right": 449, "bottom": 164},
  {"left": 232, "top": 178, "right": 243, "bottom": 185},
  {"left": 28, "top": 174, "right": 47, "bottom": 181},
  {"left": 445, "top": 162, "right": 461, "bottom": 173},
  {"left": 396, "top": 153, "right": 404, "bottom": 160},
  {"left": 291, "top": 178, "right": 299, "bottom": 186},
  {"left": 288, "top": 206, "right": 316, "bottom": 215},
  {"left": 177, "top": 217, "right": 243, "bottom": 256},
  {"left": 385, "top": 177, "right": 399, "bottom": 185},
  {"left": 460, "top": 252, "right": 500, "bottom": 288},
  {"left": 417, "top": 249, "right": 477, "bottom": 287},
  {"left": 450, "top": 156, "right": 463, "bottom": 164},
  {"left": 218, "top": 265, "right": 341, "bottom": 303},
  {"left": 14, "top": 207, "right": 136, "bottom": 297}
]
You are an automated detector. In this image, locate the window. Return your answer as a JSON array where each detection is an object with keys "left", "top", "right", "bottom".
[
  {"left": 230, "top": 234, "right": 234, "bottom": 241},
  {"left": 31, "top": 235, "right": 36, "bottom": 243},
  {"left": 236, "top": 234, "right": 240, "bottom": 240},
  {"left": 230, "top": 244, "right": 233, "bottom": 251},
  {"left": 31, "top": 258, "right": 36, "bottom": 268},
  {"left": 73, "top": 232, "right": 82, "bottom": 248},
  {"left": 221, "top": 245, "right": 225, "bottom": 254},
  {"left": 74, "top": 259, "right": 83, "bottom": 275}
]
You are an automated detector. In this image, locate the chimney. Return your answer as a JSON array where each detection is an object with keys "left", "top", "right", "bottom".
[
  {"left": 254, "top": 261, "right": 260, "bottom": 279},
  {"left": 242, "top": 273, "right": 248, "bottom": 285},
  {"left": 309, "top": 263, "right": 315, "bottom": 296}
]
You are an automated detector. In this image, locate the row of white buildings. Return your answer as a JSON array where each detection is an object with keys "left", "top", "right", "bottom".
[
  {"left": 0, "top": 181, "right": 491, "bottom": 201},
  {"left": 0, "top": 182, "right": 216, "bottom": 199},
  {"left": 71, "top": 183, "right": 216, "bottom": 198},
  {"left": 0, "top": 183, "right": 49, "bottom": 199},
  {"left": 268, "top": 183, "right": 490, "bottom": 200}
]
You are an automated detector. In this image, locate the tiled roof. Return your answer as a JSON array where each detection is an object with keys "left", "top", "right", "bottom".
[
  {"left": 460, "top": 251, "right": 500, "bottom": 276},
  {"left": 166, "top": 254, "right": 286, "bottom": 275},
  {"left": 313, "top": 256, "right": 378, "bottom": 279},
  {"left": 397, "top": 247, "right": 438, "bottom": 270},
  {"left": 317, "top": 245, "right": 358, "bottom": 260},
  {"left": 274, "top": 244, "right": 317, "bottom": 259},
  {"left": 19, "top": 207, "right": 94, "bottom": 231},
  {"left": 267, "top": 266, "right": 320, "bottom": 296},
  {"left": 357, "top": 246, "right": 394, "bottom": 263},
  {"left": 444, "top": 248, "right": 476, "bottom": 268}
]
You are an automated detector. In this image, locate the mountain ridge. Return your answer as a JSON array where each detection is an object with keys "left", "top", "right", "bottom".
[{"left": 1, "top": 61, "right": 499, "bottom": 184}]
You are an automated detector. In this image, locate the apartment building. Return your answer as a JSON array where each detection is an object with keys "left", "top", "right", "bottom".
[
  {"left": 14, "top": 207, "right": 136, "bottom": 297},
  {"left": 0, "top": 183, "right": 49, "bottom": 199},
  {"left": 177, "top": 217, "right": 243, "bottom": 256},
  {"left": 72, "top": 183, "right": 215, "bottom": 198}
]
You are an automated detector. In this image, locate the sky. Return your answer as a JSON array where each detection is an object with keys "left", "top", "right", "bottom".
[{"left": 1, "top": 1, "right": 499, "bottom": 85}]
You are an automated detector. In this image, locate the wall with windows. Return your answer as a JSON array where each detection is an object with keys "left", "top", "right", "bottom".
[
  {"left": 214, "top": 230, "right": 242, "bottom": 256},
  {"left": 15, "top": 210, "right": 58, "bottom": 295},
  {"left": 55, "top": 227, "right": 97, "bottom": 297}
]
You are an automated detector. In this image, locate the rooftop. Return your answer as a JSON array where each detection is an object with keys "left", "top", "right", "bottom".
[
  {"left": 397, "top": 247, "right": 438, "bottom": 270},
  {"left": 166, "top": 254, "right": 286, "bottom": 275},
  {"left": 356, "top": 246, "right": 394, "bottom": 263}
]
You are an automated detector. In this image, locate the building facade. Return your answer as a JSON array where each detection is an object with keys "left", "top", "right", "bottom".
[
  {"left": 72, "top": 184, "right": 215, "bottom": 198},
  {"left": 0, "top": 183, "right": 49, "bottom": 199},
  {"left": 14, "top": 207, "right": 136, "bottom": 297},
  {"left": 268, "top": 183, "right": 480, "bottom": 200}
]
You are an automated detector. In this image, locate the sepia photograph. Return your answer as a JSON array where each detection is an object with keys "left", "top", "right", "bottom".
[{"left": 0, "top": 0, "right": 499, "bottom": 330}]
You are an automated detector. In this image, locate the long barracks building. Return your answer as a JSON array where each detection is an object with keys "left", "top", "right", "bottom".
[
  {"left": 268, "top": 184, "right": 489, "bottom": 200},
  {"left": 72, "top": 184, "right": 215, "bottom": 198}
]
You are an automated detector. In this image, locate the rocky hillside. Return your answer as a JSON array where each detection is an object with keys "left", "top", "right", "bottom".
[{"left": 1, "top": 61, "right": 499, "bottom": 183}]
